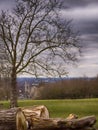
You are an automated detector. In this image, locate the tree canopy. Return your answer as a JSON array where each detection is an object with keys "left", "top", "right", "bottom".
[{"left": 0, "top": 0, "right": 81, "bottom": 107}]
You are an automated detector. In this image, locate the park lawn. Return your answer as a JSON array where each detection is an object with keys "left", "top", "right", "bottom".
[{"left": 0, "top": 98, "right": 98, "bottom": 128}]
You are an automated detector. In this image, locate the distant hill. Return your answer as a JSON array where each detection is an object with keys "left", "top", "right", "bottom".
[
  {"left": 17, "top": 77, "right": 95, "bottom": 89},
  {"left": 17, "top": 77, "right": 61, "bottom": 84}
]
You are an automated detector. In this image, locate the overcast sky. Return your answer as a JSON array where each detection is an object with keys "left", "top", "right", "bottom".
[
  {"left": 0, "top": 0, "right": 98, "bottom": 77},
  {"left": 60, "top": 0, "right": 98, "bottom": 77}
]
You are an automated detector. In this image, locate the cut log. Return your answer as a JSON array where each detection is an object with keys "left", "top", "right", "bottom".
[
  {"left": 0, "top": 105, "right": 49, "bottom": 130},
  {"left": 16, "top": 108, "right": 28, "bottom": 130},
  {"left": 0, "top": 106, "right": 97, "bottom": 130},
  {"left": 0, "top": 107, "right": 27, "bottom": 130},
  {"left": 28, "top": 115, "right": 96, "bottom": 130},
  {"left": 21, "top": 105, "right": 50, "bottom": 130},
  {"left": 22, "top": 105, "right": 49, "bottom": 119}
]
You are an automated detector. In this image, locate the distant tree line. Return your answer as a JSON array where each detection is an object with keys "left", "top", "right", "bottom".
[
  {"left": 0, "top": 76, "right": 98, "bottom": 100},
  {"left": 37, "top": 77, "right": 98, "bottom": 99}
]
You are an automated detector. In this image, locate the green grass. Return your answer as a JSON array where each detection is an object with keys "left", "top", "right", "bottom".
[{"left": 0, "top": 98, "right": 98, "bottom": 128}]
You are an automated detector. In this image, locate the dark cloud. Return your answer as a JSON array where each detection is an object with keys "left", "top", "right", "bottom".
[
  {"left": 62, "top": 0, "right": 98, "bottom": 9},
  {"left": 61, "top": 0, "right": 98, "bottom": 77},
  {"left": 75, "top": 20, "right": 98, "bottom": 35}
]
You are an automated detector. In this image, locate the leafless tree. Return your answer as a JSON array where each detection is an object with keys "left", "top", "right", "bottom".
[{"left": 0, "top": 0, "right": 81, "bottom": 107}]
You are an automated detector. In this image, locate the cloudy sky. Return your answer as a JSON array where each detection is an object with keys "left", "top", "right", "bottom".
[
  {"left": 0, "top": 0, "right": 98, "bottom": 77},
  {"left": 60, "top": 0, "right": 98, "bottom": 77}
]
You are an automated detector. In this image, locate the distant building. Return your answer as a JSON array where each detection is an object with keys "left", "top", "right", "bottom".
[{"left": 24, "top": 81, "right": 40, "bottom": 99}]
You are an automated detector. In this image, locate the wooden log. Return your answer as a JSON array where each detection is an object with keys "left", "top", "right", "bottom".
[
  {"left": 0, "top": 105, "right": 49, "bottom": 130},
  {"left": 0, "top": 108, "right": 18, "bottom": 130},
  {"left": 22, "top": 105, "right": 49, "bottom": 119},
  {"left": 28, "top": 115, "right": 96, "bottom": 130},
  {"left": 0, "top": 106, "right": 96, "bottom": 130},
  {"left": 0, "top": 108, "right": 27, "bottom": 130},
  {"left": 16, "top": 108, "right": 28, "bottom": 130}
]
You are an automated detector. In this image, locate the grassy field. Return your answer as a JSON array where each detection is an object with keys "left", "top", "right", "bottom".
[{"left": 0, "top": 98, "right": 98, "bottom": 128}]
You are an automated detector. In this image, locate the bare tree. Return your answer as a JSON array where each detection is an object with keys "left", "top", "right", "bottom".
[{"left": 0, "top": 0, "right": 81, "bottom": 107}]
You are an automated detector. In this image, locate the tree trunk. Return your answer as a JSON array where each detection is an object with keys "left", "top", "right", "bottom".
[
  {"left": 10, "top": 68, "right": 18, "bottom": 108},
  {"left": 27, "top": 116, "right": 96, "bottom": 130},
  {"left": 0, "top": 106, "right": 96, "bottom": 130}
]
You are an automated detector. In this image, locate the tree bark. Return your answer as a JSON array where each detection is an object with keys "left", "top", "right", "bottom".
[
  {"left": 0, "top": 108, "right": 20, "bottom": 130},
  {"left": 10, "top": 69, "right": 18, "bottom": 108},
  {"left": 0, "top": 107, "right": 28, "bottom": 130}
]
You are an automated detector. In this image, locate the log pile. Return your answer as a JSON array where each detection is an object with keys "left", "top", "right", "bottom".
[{"left": 0, "top": 105, "right": 97, "bottom": 130}]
